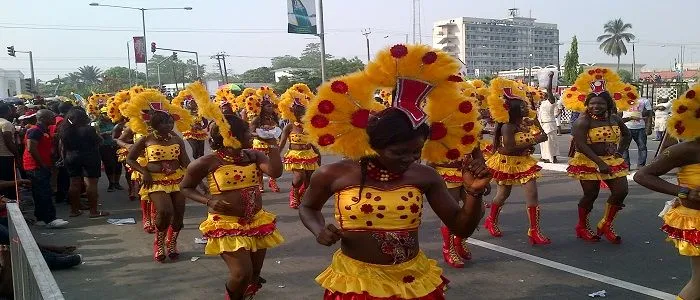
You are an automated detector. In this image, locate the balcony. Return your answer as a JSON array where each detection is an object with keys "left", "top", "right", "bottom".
[{"left": 437, "top": 35, "right": 457, "bottom": 44}]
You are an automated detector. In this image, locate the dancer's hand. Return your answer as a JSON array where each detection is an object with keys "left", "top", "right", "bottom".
[
  {"left": 206, "top": 198, "right": 239, "bottom": 215},
  {"left": 597, "top": 162, "right": 612, "bottom": 174},
  {"left": 462, "top": 156, "right": 492, "bottom": 194},
  {"left": 141, "top": 172, "right": 153, "bottom": 189},
  {"left": 316, "top": 224, "right": 343, "bottom": 246},
  {"left": 535, "top": 134, "right": 548, "bottom": 143}
]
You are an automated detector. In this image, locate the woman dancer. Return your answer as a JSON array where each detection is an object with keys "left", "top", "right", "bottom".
[
  {"left": 248, "top": 91, "right": 283, "bottom": 193},
  {"left": 562, "top": 68, "right": 635, "bottom": 243},
  {"left": 634, "top": 83, "right": 700, "bottom": 300},
  {"left": 124, "top": 89, "right": 193, "bottom": 262},
  {"left": 300, "top": 44, "right": 487, "bottom": 299},
  {"left": 173, "top": 90, "right": 208, "bottom": 159},
  {"left": 278, "top": 90, "right": 320, "bottom": 209},
  {"left": 483, "top": 78, "right": 550, "bottom": 245},
  {"left": 180, "top": 82, "right": 284, "bottom": 299},
  {"left": 108, "top": 90, "right": 133, "bottom": 199}
]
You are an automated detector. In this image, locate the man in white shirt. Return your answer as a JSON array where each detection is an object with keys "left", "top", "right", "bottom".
[
  {"left": 652, "top": 97, "right": 672, "bottom": 141},
  {"left": 621, "top": 97, "right": 652, "bottom": 169},
  {"left": 0, "top": 103, "right": 18, "bottom": 199},
  {"left": 537, "top": 72, "right": 560, "bottom": 163}
]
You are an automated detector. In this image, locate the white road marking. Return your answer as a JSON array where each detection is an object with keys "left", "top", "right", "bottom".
[{"left": 467, "top": 238, "right": 676, "bottom": 300}]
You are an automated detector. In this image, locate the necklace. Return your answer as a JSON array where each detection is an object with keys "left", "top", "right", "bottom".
[
  {"left": 153, "top": 132, "right": 172, "bottom": 142},
  {"left": 366, "top": 159, "right": 403, "bottom": 182},
  {"left": 215, "top": 149, "right": 244, "bottom": 164},
  {"left": 588, "top": 112, "right": 607, "bottom": 121}
]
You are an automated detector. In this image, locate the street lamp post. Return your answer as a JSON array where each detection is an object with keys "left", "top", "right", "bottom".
[{"left": 89, "top": 3, "right": 192, "bottom": 87}]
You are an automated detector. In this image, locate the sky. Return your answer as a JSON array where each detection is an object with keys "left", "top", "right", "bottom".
[{"left": 1, "top": 0, "right": 699, "bottom": 81}]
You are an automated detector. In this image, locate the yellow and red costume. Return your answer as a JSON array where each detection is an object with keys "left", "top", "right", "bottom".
[
  {"left": 561, "top": 67, "right": 639, "bottom": 244},
  {"left": 304, "top": 44, "right": 482, "bottom": 299}
]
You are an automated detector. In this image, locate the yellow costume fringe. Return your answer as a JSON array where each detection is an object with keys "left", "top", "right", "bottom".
[
  {"left": 199, "top": 210, "right": 284, "bottom": 255},
  {"left": 283, "top": 149, "right": 320, "bottom": 171},
  {"left": 138, "top": 168, "right": 184, "bottom": 201},
  {"left": 667, "top": 83, "right": 700, "bottom": 140},
  {"left": 567, "top": 152, "right": 629, "bottom": 181},
  {"left": 662, "top": 205, "right": 700, "bottom": 256},
  {"left": 189, "top": 81, "right": 241, "bottom": 149},
  {"left": 486, "top": 152, "right": 541, "bottom": 185}
]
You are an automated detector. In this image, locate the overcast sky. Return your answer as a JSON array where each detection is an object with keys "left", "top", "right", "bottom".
[{"left": 2, "top": 0, "right": 699, "bottom": 81}]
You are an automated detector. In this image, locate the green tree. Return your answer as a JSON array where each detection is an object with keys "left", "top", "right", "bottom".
[
  {"left": 597, "top": 18, "right": 635, "bottom": 71},
  {"left": 147, "top": 54, "right": 206, "bottom": 86},
  {"left": 76, "top": 66, "right": 103, "bottom": 85},
  {"left": 326, "top": 57, "right": 365, "bottom": 78},
  {"left": 563, "top": 36, "right": 582, "bottom": 85},
  {"left": 239, "top": 67, "right": 274, "bottom": 83},
  {"left": 101, "top": 66, "right": 146, "bottom": 92},
  {"left": 271, "top": 55, "right": 301, "bottom": 69},
  {"left": 618, "top": 69, "right": 633, "bottom": 83}
]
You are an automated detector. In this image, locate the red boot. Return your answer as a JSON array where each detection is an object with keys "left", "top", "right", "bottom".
[
  {"left": 453, "top": 235, "right": 472, "bottom": 261},
  {"left": 298, "top": 182, "right": 307, "bottom": 199},
  {"left": 440, "top": 226, "right": 464, "bottom": 268},
  {"left": 484, "top": 203, "right": 503, "bottom": 237},
  {"left": 166, "top": 226, "right": 180, "bottom": 260},
  {"left": 153, "top": 231, "right": 166, "bottom": 262},
  {"left": 597, "top": 203, "right": 623, "bottom": 244},
  {"left": 527, "top": 206, "right": 551, "bottom": 245},
  {"left": 575, "top": 206, "right": 600, "bottom": 242},
  {"left": 269, "top": 178, "right": 281, "bottom": 193},
  {"left": 141, "top": 201, "right": 155, "bottom": 234},
  {"left": 289, "top": 184, "right": 300, "bottom": 209}
]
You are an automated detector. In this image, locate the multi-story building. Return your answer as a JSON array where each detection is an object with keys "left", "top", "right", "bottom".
[{"left": 433, "top": 9, "right": 559, "bottom": 77}]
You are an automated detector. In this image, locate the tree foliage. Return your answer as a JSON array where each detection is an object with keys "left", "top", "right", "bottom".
[
  {"left": 597, "top": 18, "right": 635, "bottom": 71},
  {"left": 239, "top": 67, "right": 274, "bottom": 83},
  {"left": 618, "top": 69, "right": 633, "bottom": 83},
  {"left": 563, "top": 36, "right": 582, "bottom": 85},
  {"left": 146, "top": 54, "right": 206, "bottom": 85}
]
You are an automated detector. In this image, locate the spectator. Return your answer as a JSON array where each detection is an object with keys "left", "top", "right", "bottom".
[
  {"left": 23, "top": 109, "right": 68, "bottom": 228},
  {"left": 59, "top": 108, "right": 108, "bottom": 218},
  {"left": 653, "top": 97, "right": 673, "bottom": 141},
  {"left": 94, "top": 108, "right": 122, "bottom": 192},
  {"left": 51, "top": 102, "right": 73, "bottom": 204},
  {"left": 622, "top": 97, "right": 653, "bottom": 169},
  {"left": 0, "top": 104, "right": 18, "bottom": 200},
  {"left": 537, "top": 72, "right": 560, "bottom": 163},
  {"left": 555, "top": 98, "right": 563, "bottom": 135}
]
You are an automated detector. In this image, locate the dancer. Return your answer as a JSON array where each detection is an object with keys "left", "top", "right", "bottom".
[
  {"left": 278, "top": 90, "right": 320, "bottom": 209},
  {"left": 483, "top": 78, "right": 550, "bottom": 245},
  {"left": 248, "top": 89, "right": 283, "bottom": 193},
  {"left": 108, "top": 90, "right": 132, "bottom": 198},
  {"left": 562, "top": 68, "right": 635, "bottom": 243},
  {"left": 124, "top": 89, "right": 193, "bottom": 262},
  {"left": 173, "top": 90, "right": 208, "bottom": 159},
  {"left": 180, "top": 82, "right": 284, "bottom": 299},
  {"left": 634, "top": 83, "right": 700, "bottom": 300},
  {"left": 300, "top": 44, "right": 487, "bottom": 299}
]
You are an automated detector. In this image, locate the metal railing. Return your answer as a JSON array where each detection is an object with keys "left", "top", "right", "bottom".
[{"left": 7, "top": 203, "right": 64, "bottom": 300}]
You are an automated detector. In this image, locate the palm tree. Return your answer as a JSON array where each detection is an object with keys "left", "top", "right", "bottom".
[
  {"left": 597, "top": 19, "right": 635, "bottom": 71},
  {"left": 76, "top": 66, "right": 103, "bottom": 85}
]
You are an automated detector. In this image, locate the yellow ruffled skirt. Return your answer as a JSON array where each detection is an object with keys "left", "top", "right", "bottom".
[
  {"left": 317, "top": 250, "right": 447, "bottom": 299},
  {"left": 116, "top": 147, "right": 128, "bottom": 163},
  {"left": 486, "top": 152, "right": 541, "bottom": 185},
  {"left": 183, "top": 129, "right": 208, "bottom": 141},
  {"left": 283, "top": 149, "right": 319, "bottom": 171},
  {"left": 199, "top": 210, "right": 284, "bottom": 255},
  {"left": 662, "top": 205, "right": 700, "bottom": 256},
  {"left": 139, "top": 168, "right": 184, "bottom": 201},
  {"left": 567, "top": 152, "right": 629, "bottom": 181},
  {"left": 480, "top": 140, "right": 494, "bottom": 160},
  {"left": 129, "top": 156, "right": 148, "bottom": 181},
  {"left": 434, "top": 166, "right": 462, "bottom": 189}
]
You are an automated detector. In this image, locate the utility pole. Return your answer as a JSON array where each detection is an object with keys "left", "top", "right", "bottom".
[
  {"left": 28, "top": 51, "right": 35, "bottom": 89},
  {"left": 318, "top": 0, "right": 327, "bottom": 82},
  {"left": 362, "top": 28, "right": 372, "bottom": 62},
  {"left": 631, "top": 40, "right": 636, "bottom": 81},
  {"left": 127, "top": 41, "right": 132, "bottom": 85},
  {"left": 221, "top": 53, "right": 229, "bottom": 84}
]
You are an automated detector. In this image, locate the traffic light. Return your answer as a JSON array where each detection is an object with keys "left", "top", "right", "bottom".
[
  {"left": 6, "top": 46, "right": 15, "bottom": 57},
  {"left": 151, "top": 42, "right": 156, "bottom": 53},
  {"left": 172, "top": 52, "right": 177, "bottom": 60},
  {"left": 23, "top": 78, "right": 32, "bottom": 92}
]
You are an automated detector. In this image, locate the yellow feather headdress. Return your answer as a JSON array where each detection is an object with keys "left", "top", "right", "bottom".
[
  {"left": 487, "top": 78, "right": 528, "bottom": 123},
  {"left": 562, "top": 67, "right": 638, "bottom": 113},
  {"left": 304, "top": 44, "right": 481, "bottom": 163},
  {"left": 87, "top": 93, "right": 111, "bottom": 116},
  {"left": 290, "top": 83, "right": 314, "bottom": 99},
  {"left": 188, "top": 82, "right": 241, "bottom": 149},
  {"left": 377, "top": 88, "right": 393, "bottom": 107},
  {"left": 667, "top": 84, "right": 700, "bottom": 140},
  {"left": 235, "top": 88, "right": 257, "bottom": 111},
  {"left": 278, "top": 89, "right": 309, "bottom": 122},
  {"left": 244, "top": 94, "right": 263, "bottom": 119},
  {"left": 256, "top": 86, "right": 279, "bottom": 105},
  {"left": 122, "top": 89, "right": 193, "bottom": 135},
  {"left": 107, "top": 90, "right": 129, "bottom": 123}
]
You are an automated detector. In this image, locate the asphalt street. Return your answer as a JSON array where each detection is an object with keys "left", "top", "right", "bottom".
[{"left": 32, "top": 134, "right": 680, "bottom": 300}]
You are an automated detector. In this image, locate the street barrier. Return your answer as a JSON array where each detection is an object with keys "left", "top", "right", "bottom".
[{"left": 7, "top": 203, "right": 64, "bottom": 300}]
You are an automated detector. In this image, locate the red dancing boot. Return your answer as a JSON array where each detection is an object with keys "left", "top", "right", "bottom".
[
  {"left": 268, "top": 178, "right": 281, "bottom": 193},
  {"left": 453, "top": 235, "right": 472, "bottom": 261},
  {"left": 527, "top": 206, "right": 551, "bottom": 245},
  {"left": 243, "top": 279, "right": 263, "bottom": 299},
  {"left": 599, "top": 181, "right": 610, "bottom": 190},
  {"left": 289, "top": 184, "right": 300, "bottom": 209},
  {"left": 484, "top": 203, "right": 503, "bottom": 237},
  {"left": 575, "top": 206, "right": 600, "bottom": 242},
  {"left": 597, "top": 203, "right": 623, "bottom": 244},
  {"left": 141, "top": 201, "right": 155, "bottom": 234},
  {"left": 153, "top": 231, "right": 166, "bottom": 262},
  {"left": 440, "top": 226, "right": 464, "bottom": 268},
  {"left": 298, "top": 182, "right": 307, "bottom": 199},
  {"left": 166, "top": 226, "right": 180, "bottom": 260}
]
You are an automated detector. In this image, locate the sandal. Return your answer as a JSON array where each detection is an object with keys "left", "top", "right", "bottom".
[
  {"left": 89, "top": 211, "right": 110, "bottom": 219},
  {"left": 69, "top": 211, "right": 83, "bottom": 218}
]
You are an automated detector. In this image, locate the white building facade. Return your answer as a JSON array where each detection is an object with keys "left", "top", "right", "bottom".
[
  {"left": 433, "top": 9, "right": 559, "bottom": 77},
  {"left": 0, "top": 69, "right": 24, "bottom": 98}
]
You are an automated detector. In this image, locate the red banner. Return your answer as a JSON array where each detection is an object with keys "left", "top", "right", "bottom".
[{"left": 133, "top": 36, "right": 146, "bottom": 63}]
